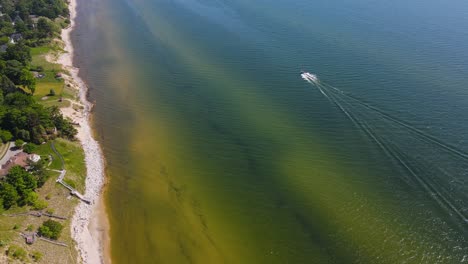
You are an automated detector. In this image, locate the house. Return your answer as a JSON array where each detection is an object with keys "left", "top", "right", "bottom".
[
  {"left": 28, "top": 154, "right": 41, "bottom": 163},
  {"left": 24, "top": 233, "right": 36, "bottom": 244},
  {"left": 29, "top": 15, "right": 40, "bottom": 25},
  {"left": 13, "top": 15, "right": 23, "bottom": 25},
  {"left": 9, "top": 33, "right": 22, "bottom": 44},
  {"left": 0, "top": 152, "right": 28, "bottom": 176},
  {"left": 0, "top": 152, "right": 42, "bottom": 176}
]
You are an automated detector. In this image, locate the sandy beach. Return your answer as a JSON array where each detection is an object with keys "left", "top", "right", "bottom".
[{"left": 48, "top": 0, "right": 110, "bottom": 262}]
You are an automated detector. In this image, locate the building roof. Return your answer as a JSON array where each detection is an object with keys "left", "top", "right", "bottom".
[
  {"left": 0, "top": 152, "right": 28, "bottom": 176},
  {"left": 28, "top": 154, "right": 41, "bottom": 163}
]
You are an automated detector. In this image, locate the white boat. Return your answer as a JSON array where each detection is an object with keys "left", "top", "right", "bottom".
[{"left": 300, "top": 71, "right": 318, "bottom": 84}]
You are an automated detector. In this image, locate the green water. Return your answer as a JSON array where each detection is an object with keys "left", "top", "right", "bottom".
[{"left": 72, "top": 0, "right": 468, "bottom": 263}]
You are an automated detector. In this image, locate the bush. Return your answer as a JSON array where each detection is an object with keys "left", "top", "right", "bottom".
[
  {"left": 49, "top": 89, "right": 56, "bottom": 96},
  {"left": 32, "top": 199, "right": 48, "bottom": 210},
  {"left": 6, "top": 245, "right": 27, "bottom": 261},
  {"left": 45, "top": 208, "right": 54, "bottom": 215},
  {"left": 23, "top": 143, "right": 37, "bottom": 154},
  {"left": 31, "top": 251, "right": 43, "bottom": 262},
  {"left": 26, "top": 224, "right": 34, "bottom": 231},
  {"left": 0, "top": 130, "right": 13, "bottom": 143},
  {"left": 14, "top": 139, "right": 24, "bottom": 148},
  {"left": 38, "top": 220, "right": 63, "bottom": 240},
  {"left": 0, "top": 183, "right": 19, "bottom": 209}
]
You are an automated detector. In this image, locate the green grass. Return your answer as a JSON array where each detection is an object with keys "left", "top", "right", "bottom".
[
  {"left": 30, "top": 46, "right": 52, "bottom": 57},
  {"left": 33, "top": 142, "right": 62, "bottom": 171},
  {"left": 30, "top": 47, "right": 62, "bottom": 72},
  {"left": 30, "top": 46, "right": 77, "bottom": 108},
  {"left": 53, "top": 138, "right": 86, "bottom": 193}
]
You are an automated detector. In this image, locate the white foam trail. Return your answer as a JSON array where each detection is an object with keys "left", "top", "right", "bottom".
[{"left": 305, "top": 77, "right": 468, "bottom": 225}]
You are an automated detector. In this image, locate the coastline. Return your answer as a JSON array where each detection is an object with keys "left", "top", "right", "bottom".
[{"left": 50, "top": 0, "right": 110, "bottom": 262}]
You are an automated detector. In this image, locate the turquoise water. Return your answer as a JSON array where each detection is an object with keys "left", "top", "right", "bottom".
[{"left": 72, "top": 0, "right": 468, "bottom": 262}]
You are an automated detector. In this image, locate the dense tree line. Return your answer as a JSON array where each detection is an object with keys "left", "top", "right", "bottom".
[
  {"left": 0, "top": 0, "right": 75, "bottom": 213},
  {"left": 0, "top": 0, "right": 68, "bottom": 20},
  {"left": 0, "top": 90, "right": 78, "bottom": 143},
  {"left": 0, "top": 165, "right": 48, "bottom": 209},
  {"left": 0, "top": 0, "right": 66, "bottom": 47},
  {"left": 0, "top": 0, "right": 77, "bottom": 144}
]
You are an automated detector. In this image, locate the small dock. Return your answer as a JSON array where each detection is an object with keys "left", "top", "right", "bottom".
[
  {"left": 56, "top": 174, "right": 91, "bottom": 204},
  {"left": 51, "top": 142, "right": 91, "bottom": 204}
]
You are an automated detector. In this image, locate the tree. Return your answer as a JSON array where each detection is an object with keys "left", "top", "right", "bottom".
[
  {"left": 3, "top": 42, "right": 31, "bottom": 65},
  {"left": 14, "top": 20, "right": 28, "bottom": 34},
  {"left": 0, "top": 130, "right": 13, "bottom": 142},
  {"left": 23, "top": 191, "right": 38, "bottom": 205},
  {"left": 4, "top": 60, "right": 24, "bottom": 84},
  {"left": 14, "top": 139, "right": 24, "bottom": 147},
  {"left": 0, "top": 36, "right": 9, "bottom": 45},
  {"left": 29, "top": 159, "right": 49, "bottom": 187},
  {"left": 19, "top": 68, "right": 35, "bottom": 94},
  {"left": 4, "top": 166, "right": 38, "bottom": 206},
  {"left": 0, "top": 74, "right": 18, "bottom": 94},
  {"left": 38, "top": 220, "right": 63, "bottom": 240},
  {"left": 37, "top": 17, "right": 59, "bottom": 39},
  {"left": 0, "top": 183, "right": 19, "bottom": 209},
  {"left": 22, "top": 142, "right": 36, "bottom": 153}
]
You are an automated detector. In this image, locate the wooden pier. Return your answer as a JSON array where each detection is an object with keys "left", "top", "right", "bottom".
[{"left": 51, "top": 142, "right": 91, "bottom": 204}]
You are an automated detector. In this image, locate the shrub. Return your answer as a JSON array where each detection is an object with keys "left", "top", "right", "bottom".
[
  {"left": 12, "top": 224, "right": 19, "bottom": 230},
  {"left": 46, "top": 208, "right": 54, "bottom": 215},
  {"left": 49, "top": 89, "right": 56, "bottom": 96},
  {"left": 38, "top": 220, "right": 63, "bottom": 240},
  {"left": 31, "top": 251, "right": 43, "bottom": 262},
  {"left": 26, "top": 225, "right": 34, "bottom": 231},
  {"left": 32, "top": 199, "right": 48, "bottom": 210},
  {"left": 14, "top": 139, "right": 24, "bottom": 148},
  {"left": 23, "top": 143, "right": 37, "bottom": 154},
  {"left": 0, "top": 130, "right": 13, "bottom": 143},
  {"left": 6, "top": 245, "right": 27, "bottom": 261},
  {"left": 0, "top": 183, "right": 19, "bottom": 209}
]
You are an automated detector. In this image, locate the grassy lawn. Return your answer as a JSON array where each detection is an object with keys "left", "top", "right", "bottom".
[
  {"left": 30, "top": 46, "right": 77, "bottom": 108},
  {"left": 53, "top": 138, "right": 86, "bottom": 193},
  {"left": 32, "top": 139, "right": 86, "bottom": 193}
]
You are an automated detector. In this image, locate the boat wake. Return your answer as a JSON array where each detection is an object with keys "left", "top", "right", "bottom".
[{"left": 301, "top": 71, "right": 468, "bottom": 229}]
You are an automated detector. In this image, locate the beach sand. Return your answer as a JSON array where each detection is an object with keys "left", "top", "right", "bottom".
[{"left": 47, "top": 0, "right": 110, "bottom": 262}]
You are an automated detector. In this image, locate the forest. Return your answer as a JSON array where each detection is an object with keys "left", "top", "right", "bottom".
[{"left": 0, "top": 0, "right": 75, "bottom": 145}]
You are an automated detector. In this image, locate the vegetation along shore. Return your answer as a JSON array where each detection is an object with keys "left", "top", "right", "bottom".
[{"left": 0, "top": 0, "right": 107, "bottom": 262}]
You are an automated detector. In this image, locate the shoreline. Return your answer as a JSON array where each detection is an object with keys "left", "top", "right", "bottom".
[{"left": 50, "top": 0, "right": 110, "bottom": 262}]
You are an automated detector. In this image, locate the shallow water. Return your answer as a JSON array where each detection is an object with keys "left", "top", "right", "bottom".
[{"left": 72, "top": 0, "right": 468, "bottom": 263}]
